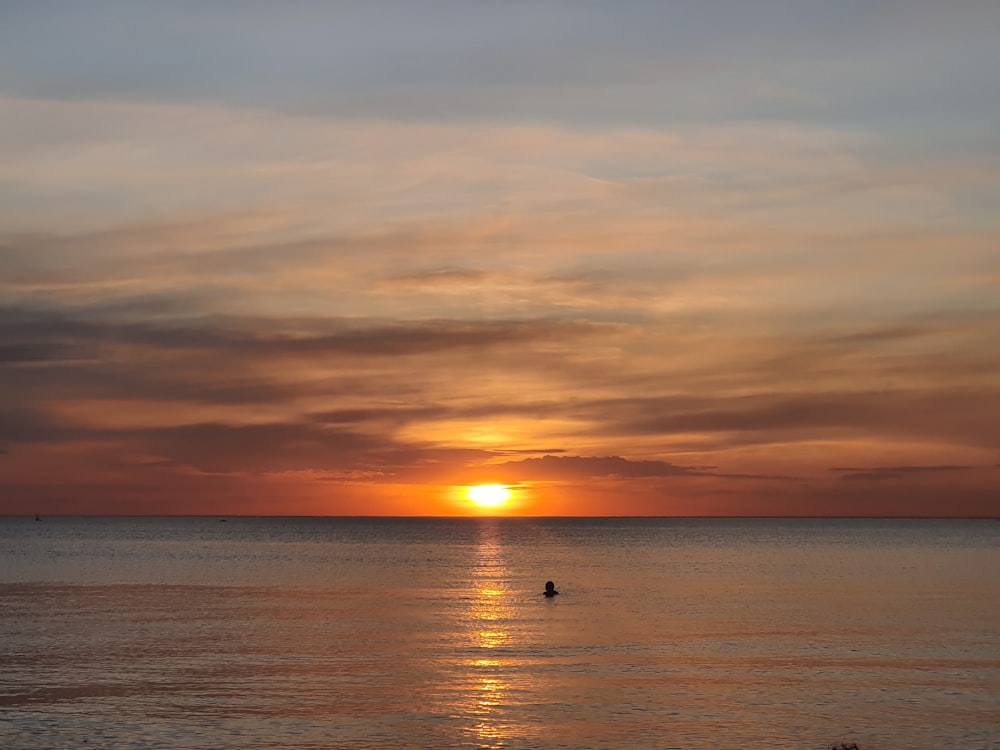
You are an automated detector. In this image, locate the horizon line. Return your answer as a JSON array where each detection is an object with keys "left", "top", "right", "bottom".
[{"left": 7, "top": 514, "right": 998, "bottom": 521}]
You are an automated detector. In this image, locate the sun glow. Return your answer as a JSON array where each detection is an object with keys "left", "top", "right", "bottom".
[{"left": 465, "top": 484, "right": 512, "bottom": 509}]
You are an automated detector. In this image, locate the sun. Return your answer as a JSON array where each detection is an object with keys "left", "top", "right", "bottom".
[{"left": 465, "top": 484, "right": 513, "bottom": 509}]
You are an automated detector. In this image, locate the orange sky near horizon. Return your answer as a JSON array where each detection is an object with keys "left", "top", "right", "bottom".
[{"left": 1, "top": 4, "right": 998, "bottom": 518}]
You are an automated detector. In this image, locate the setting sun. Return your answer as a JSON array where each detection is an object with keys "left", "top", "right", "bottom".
[{"left": 465, "top": 484, "right": 513, "bottom": 509}]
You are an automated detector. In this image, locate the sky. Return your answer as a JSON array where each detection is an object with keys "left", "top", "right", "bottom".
[{"left": 1, "top": 1, "right": 999, "bottom": 517}]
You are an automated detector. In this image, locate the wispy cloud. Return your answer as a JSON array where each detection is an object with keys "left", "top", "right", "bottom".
[
  {"left": 832, "top": 465, "right": 979, "bottom": 481},
  {"left": 1, "top": 4, "right": 999, "bottom": 515}
]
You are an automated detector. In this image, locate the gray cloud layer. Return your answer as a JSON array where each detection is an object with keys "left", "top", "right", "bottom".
[
  {"left": 4, "top": 1, "right": 998, "bottom": 133},
  {"left": 2, "top": 2, "right": 999, "bottom": 514}
]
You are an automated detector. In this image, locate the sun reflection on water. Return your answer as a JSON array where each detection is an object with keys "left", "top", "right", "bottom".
[{"left": 464, "top": 524, "right": 515, "bottom": 747}]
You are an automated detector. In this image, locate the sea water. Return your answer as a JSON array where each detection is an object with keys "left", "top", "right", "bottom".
[{"left": 1, "top": 517, "right": 998, "bottom": 750}]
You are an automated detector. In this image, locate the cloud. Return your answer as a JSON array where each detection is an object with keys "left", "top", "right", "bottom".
[
  {"left": 489, "top": 455, "right": 801, "bottom": 485},
  {"left": 7, "top": 93, "right": 981, "bottom": 242},
  {"left": 0, "top": 342, "right": 81, "bottom": 364},
  {"left": 0, "top": 410, "right": 497, "bottom": 480},
  {"left": 0, "top": 408, "right": 81, "bottom": 446},
  {"left": 823, "top": 325, "right": 935, "bottom": 345},
  {"left": 832, "top": 464, "right": 979, "bottom": 481},
  {"left": 3, "top": 290, "right": 999, "bottom": 473},
  {"left": 4, "top": 2, "right": 999, "bottom": 131},
  {"left": 492, "top": 448, "right": 567, "bottom": 456},
  {"left": 138, "top": 421, "right": 384, "bottom": 474},
  {"left": 585, "top": 389, "right": 1000, "bottom": 451},
  {"left": 309, "top": 407, "right": 446, "bottom": 426},
  {"left": 501, "top": 454, "right": 704, "bottom": 481},
  {"left": 2, "top": 5, "right": 999, "bottom": 517},
  {"left": 0, "top": 303, "right": 613, "bottom": 359},
  {"left": 382, "top": 268, "right": 491, "bottom": 289}
]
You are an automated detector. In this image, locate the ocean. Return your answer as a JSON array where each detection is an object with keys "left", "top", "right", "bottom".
[{"left": 1, "top": 516, "right": 997, "bottom": 750}]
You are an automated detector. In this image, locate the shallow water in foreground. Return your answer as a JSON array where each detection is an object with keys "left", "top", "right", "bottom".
[{"left": 1, "top": 517, "right": 998, "bottom": 749}]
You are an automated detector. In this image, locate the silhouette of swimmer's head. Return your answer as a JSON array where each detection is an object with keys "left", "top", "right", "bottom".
[{"left": 543, "top": 580, "right": 558, "bottom": 597}]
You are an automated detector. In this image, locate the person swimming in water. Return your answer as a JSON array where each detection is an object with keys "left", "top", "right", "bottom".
[{"left": 543, "top": 580, "right": 559, "bottom": 597}]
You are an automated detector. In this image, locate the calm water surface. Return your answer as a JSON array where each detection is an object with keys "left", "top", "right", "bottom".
[{"left": 1, "top": 517, "right": 998, "bottom": 749}]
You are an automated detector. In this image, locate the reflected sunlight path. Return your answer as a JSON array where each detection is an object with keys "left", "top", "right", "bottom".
[{"left": 464, "top": 523, "right": 516, "bottom": 747}]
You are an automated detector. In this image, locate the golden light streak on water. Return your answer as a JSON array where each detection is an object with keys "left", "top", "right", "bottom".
[{"left": 463, "top": 523, "right": 517, "bottom": 746}]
